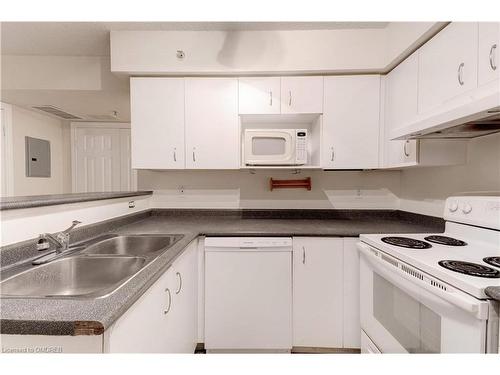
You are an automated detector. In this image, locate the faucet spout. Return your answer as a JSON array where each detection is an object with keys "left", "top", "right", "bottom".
[{"left": 36, "top": 220, "right": 82, "bottom": 255}]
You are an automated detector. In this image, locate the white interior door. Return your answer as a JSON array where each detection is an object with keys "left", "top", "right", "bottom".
[{"left": 73, "top": 124, "right": 135, "bottom": 193}]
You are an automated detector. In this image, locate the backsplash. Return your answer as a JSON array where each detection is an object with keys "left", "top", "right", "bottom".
[{"left": 138, "top": 169, "right": 402, "bottom": 210}]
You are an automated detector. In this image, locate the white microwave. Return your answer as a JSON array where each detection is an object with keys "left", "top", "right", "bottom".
[{"left": 243, "top": 129, "right": 308, "bottom": 166}]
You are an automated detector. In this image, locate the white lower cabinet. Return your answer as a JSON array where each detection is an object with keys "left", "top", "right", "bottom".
[
  {"left": 292, "top": 237, "right": 360, "bottom": 349},
  {"left": 104, "top": 240, "right": 198, "bottom": 353},
  {"left": 293, "top": 237, "right": 344, "bottom": 348}
]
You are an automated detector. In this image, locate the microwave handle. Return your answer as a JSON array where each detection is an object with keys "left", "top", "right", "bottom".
[{"left": 357, "top": 242, "right": 489, "bottom": 320}]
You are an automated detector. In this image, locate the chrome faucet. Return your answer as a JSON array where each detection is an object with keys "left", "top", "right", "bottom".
[{"left": 36, "top": 220, "right": 82, "bottom": 254}]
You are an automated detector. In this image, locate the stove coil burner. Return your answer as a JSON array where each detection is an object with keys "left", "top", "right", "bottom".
[
  {"left": 438, "top": 260, "right": 500, "bottom": 278},
  {"left": 424, "top": 235, "right": 467, "bottom": 246},
  {"left": 381, "top": 237, "right": 432, "bottom": 249},
  {"left": 483, "top": 257, "right": 500, "bottom": 268}
]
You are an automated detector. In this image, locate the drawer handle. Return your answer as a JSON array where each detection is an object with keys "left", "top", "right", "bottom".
[
  {"left": 163, "top": 288, "right": 172, "bottom": 314},
  {"left": 269, "top": 90, "right": 273, "bottom": 106},
  {"left": 404, "top": 141, "right": 410, "bottom": 157},
  {"left": 288, "top": 90, "right": 292, "bottom": 106},
  {"left": 175, "top": 272, "right": 182, "bottom": 294},
  {"left": 490, "top": 44, "right": 497, "bottom": 71},
  {"left": 192, "top": 149, "right": 196, "bottom": 162},
  {"left": 457, "top": 62, "right": 465, "bottom": 86},
  {"left": 302, "top": 246, "right": 306, "bottom": 264},
  {"left": 330, "top": 147, "right": 335, "bottom": 162},
  {"left": 173, "top": 149, "right": 177, "bottom": 162}
]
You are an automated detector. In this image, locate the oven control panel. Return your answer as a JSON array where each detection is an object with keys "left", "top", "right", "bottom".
[{"left": 445, "top": 196, "right": 500, "bottom": 230}]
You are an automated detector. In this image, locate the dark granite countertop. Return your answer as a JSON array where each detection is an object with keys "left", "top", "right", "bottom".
[
  {"left": 0, "top": 191, "right": 153, "bottom": 210},
  {"left": 0, "top": 209, "right": 445, "bottom": 336},
  {"left": 485, "top": 287, "right": 500, "bottom": 302}
]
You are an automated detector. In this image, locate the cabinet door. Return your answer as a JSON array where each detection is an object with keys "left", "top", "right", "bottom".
[
  {"left": 322, "top": 75, "right": 381, "bottom": 169},
  {"left": 418, "top": 22, "right": 478, "bottom": 114},
  {"left": 239, "top": 77, "right": 281, "bottom": 114},
  {"left": 130, "top": 78, "right": 185, "bottom": 169},
  {"left": 105, "top": 268, "right": 175, "bottom": 353},
  {"left": 478, "top": 22, "right": 500, "bottom": 86},
  {"left": 384, "top": 54, "right": 418, "bottom": 167},
  {"left": 293, "top": 237, "right": 344, "bottom": 348},
  {"left": 168, "top": 241, "right": 198, "bottom": 353},
  {"left": 281, "top": 76, "right": 323, "bottom": 114},
  {"left": 185, "top": 78, "right": 239, "bottom": 169},
  {"left": 343, "top": 238, "right": 361, "bottom": 349}
]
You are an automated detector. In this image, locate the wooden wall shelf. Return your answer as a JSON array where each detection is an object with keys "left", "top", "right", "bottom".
[{"left": 270, "top": 177, "right": 311, "bottom": 191}]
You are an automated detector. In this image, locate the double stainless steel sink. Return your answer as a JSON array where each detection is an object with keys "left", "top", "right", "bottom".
[{"left": 0, "top": 234, "right": 184, "bottom": 299}]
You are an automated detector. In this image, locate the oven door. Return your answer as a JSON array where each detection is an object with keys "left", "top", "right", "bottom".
[
  {"left": 358, "top": 242, "right": 490, "bottom": 353},
  {"left": 244, "top": 130, "right": 295, "bottom": 165}
]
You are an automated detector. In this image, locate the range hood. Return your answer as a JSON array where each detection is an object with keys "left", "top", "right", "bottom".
[
  {"left": 390, "top": 87, "right": 500, "bottom": 140},
  {"left": 407, "top": 112, "right": 500, "bottom": 139}
]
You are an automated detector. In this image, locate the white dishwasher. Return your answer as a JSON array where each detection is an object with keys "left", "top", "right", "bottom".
[{"left": 204, "top": 237, "right": 293, "bottom": 352}]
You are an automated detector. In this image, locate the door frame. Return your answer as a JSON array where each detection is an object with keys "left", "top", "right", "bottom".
[
  {"left": 70, "top": 122, "right": 136, "bottom": 193},
  {"left": 0, "top": 102, "right": 14, "bottom": 196}
]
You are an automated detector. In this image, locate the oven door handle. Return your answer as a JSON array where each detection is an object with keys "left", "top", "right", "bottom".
[{"left": 358, "top": 242, "right": 489, "bottom": 320}]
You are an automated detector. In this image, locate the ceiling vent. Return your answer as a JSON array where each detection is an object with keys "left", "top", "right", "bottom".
[{"left": 32, "top": 105, "right": 82, "bottom": 120}]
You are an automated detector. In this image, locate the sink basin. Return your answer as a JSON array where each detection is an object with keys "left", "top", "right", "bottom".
[
  {"left": 0, "top": 256, "right": 146, "bottom": 298},
  {"left": 80, "top": 234, "right": 183, "bottom": 256}
]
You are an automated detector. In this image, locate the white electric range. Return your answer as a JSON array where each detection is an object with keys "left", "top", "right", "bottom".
[{"left": 357, "top": 195, "right": 500, "bottom": 354}]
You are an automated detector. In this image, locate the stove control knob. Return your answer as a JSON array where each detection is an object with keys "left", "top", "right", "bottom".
[
  {"left": 449, "top": 201, "right": 459, "bottom": 212},
  {"left": 462, "top": 203, "right": 472, "bottom": 214}
]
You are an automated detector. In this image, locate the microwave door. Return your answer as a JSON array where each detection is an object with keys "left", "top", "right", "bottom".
[{"left": 246, "top": 132, "right": 294, "bottom": 165}]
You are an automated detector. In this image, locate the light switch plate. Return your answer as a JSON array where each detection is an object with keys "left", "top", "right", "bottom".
[{"left": 25, "top": 136, "right": 51, "bottom": 177}]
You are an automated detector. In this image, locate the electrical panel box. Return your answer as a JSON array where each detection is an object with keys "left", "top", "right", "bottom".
[{"left": 25, "top": 136, "right": 51, "bottom": 177}]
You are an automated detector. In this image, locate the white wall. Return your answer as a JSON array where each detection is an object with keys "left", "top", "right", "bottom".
[
  {"left": 138, "top": 169, "right": 401, "bottom": 210},
  {"left": 10, "top": 104, "right": 71, "bottom": 196},
  {"left": 399, "top": 133, "right": 500, "bottom": 217}
]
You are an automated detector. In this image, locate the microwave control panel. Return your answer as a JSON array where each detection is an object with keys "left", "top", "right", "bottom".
[{"left": 295, "top": 129, "right": 308, "bottom": 164}]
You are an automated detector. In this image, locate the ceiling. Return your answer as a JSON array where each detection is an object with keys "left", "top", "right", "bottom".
[{"left": 1, "top": 22, "right": 389, "bottom": 56}]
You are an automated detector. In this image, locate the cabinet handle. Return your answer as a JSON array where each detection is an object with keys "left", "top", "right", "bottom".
[
  {"left": 192, "top": 149, "right": 196, "bottom": 162},
  {"left": 302, "top": 246, "right": 306, "bottom": 264},
  {"left": 330, "top": 147, "right": 335, "bottom": 162},
  {"left": 490, "top": 44, "right": 497, "bottom": 71},
  {"left": 173, "top": 149, "right": 177, "bottom": 162},
  {"left": 175, "top": 272, "right": 182, "bottom": 294},
  {"left": 163, "top": 288, "right": 172, "bottom": 314},
  {"left": 404, "top": 141, "right": 410, "bottom": 157},
  {"left": 288, "top": 90, "right": 292, "bottom": 106},
  {"left": 269, "top": 90, "right": 273, "bottom": 106},
  {"left": 457, "top": 62, "right": 465, "bottom": 86}
]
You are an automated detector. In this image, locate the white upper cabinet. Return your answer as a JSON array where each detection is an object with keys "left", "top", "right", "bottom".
[
  {"left": 281, "top": 76, "right": 324, "bottom": 114},
  {"left": 238, "top": 77, "right": 281, "bottom": 114},
  {"left": 322, "top": 75, "right": 381, "bottom": 169},
  {"left": 478, "top": 22, "right": 500, "bottom": 86},
  {"left": 130, "top": 78, "right": 185, "bottom": 169},
  {"left": 185, "top": 78, "right": 239, "bottom": 169},
  {"left": 418, "top": 22, "right": 479, "bottom": 114},
  {"left": 384, "top": 53, "right": 419, "bottom": 167}
]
